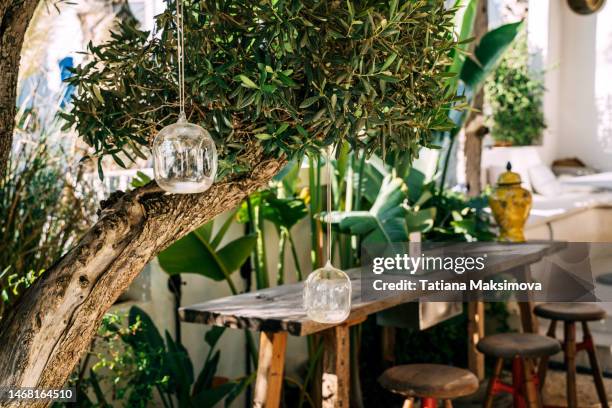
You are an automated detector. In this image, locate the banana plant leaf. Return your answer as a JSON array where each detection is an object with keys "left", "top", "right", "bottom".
[
  {"left": 360, "top": 155, "right": 427, "bottom": 206},
  {"left": 273, "top": 159, "right": 301, "bottom": 196},
  {"left": 261, "top": 195, "right": 308, "bottom": 230},
  {"left": 236, "top": 190, "right": 308, "bottom": 231},
  {"left": 164, "top": 331, "right": 195, "bottom": 403},
  {"left": 158, "top": 221, "right": 256, "bottom": 282},
  {"left": 460, "top": 21, "right": 523, "bottom": 93},
  {"left": 447, "top": 0, "right": 478, "bottom": 95},
  {"left": 405, "top": 207, "right": 437, "bottom": 233},
  {"left": 327, "top": 174, "right": 409, "bottom": 244}
]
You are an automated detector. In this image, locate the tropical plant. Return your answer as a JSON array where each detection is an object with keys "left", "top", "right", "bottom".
[
  {"left": 156, "top": 205, "right": 259, "bottom": 360},
  {"left": 236, "top": 163, "right": 309, "bottom": 287},
  {"left": 437, "top": 0, "right": 523, "bottom": 189},
  {"left": 485, "top": 33, "right": 546, "bottom": 146},
  {"left": 328, "top": 154, "right": 495, "bottom": 244},
  {"left": 0, "top": 140, "right": 94, "bottom": 320},
  {"left": 60, "top": 306, "right": 247, "bottom": 408},
  {"left": 157, "top": 214, "right": 257, "bottom": 295}
]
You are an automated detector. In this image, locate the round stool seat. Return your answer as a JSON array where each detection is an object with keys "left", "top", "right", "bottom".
[
  {"left": 534, "top": 303, "right": 606, "bottom": 322},
  {"left": 477, "top": 333, "right": 561, "bottom": 359},
  {"left": 596, "top": 273, "right": 612, "bottom": 286},
  {"left": 378, "top": 364, "right": 479, "bottom": 400}
]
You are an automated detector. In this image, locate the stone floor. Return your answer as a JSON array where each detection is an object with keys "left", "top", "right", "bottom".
[{"left": 454, "top": 370, "right": 612, "bottom": 408}]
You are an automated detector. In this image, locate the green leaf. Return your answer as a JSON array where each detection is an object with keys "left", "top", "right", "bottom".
[
  {"left": 205, "top": 326, "right": 226, "bottom": 349},
  {"left": 405, "top": 208, "right": 436, "bottom": 233},
  {"left": 88, "top": 370, "right": 109, "bottom": 405},
  {"left": 405, "top": 168, "right": 426, "bottom": 204},
  {"left": 158, "top": 233, "right": 225, "bottom": 280},
  {"left": 210, "top": 211, "right": 237, "bottom": 250},
  {"left": 261, "top": 84, "right": 277, "bottom": 93},
  {"left": 262, "top": 196, "right": 308, "bottom": 230},
  {"left": 127, "top": 306, "right": 164, "bottom": 350},
  {"left": 238, "top": 75, "right": 258, "bottom": 89},
  {"left": 255, "top": 133, "right": 273, "bottom": 140},
  {"left": 328, "top": 174, "right": 409, "bottom": 243},
  {"left": 380, "top": 53, "right": 398, "bottom": 71},
  {"left": 378, "top": 74, "right": 400, "bottom": 83},
  {"left": 163, "top": 331, "right": 195, "bottom": 396},
  {"left": 92, "top": 86, "right": 104, "bottom": 104},
  {"left": 460, "top": 21, "right": 522, "bottom": 92},
  {"left": 447, "top": 0, "right": 478, "bottom": 94},
  {"left": 299, "top": 96, "right": 321, "bottom": 109},
  {"left": 216, "top": 234, "right": 257, "bottom": 273},
  {"left": 193, "top": 350, "right": 221, "bottom": 395}
]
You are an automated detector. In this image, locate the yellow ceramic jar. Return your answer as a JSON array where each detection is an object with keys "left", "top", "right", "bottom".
[{"left": 489, "top": 162, "right": 532, "bottom": 242}]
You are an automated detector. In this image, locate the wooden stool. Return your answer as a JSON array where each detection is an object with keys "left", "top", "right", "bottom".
[
  {"left": 378, "top": 363, "right": 479, "bottom": 408},
  {"left": 478, "top": 332, "right": 561, "bottom": 408},
  {"left": 534, "top": 303, "right": 608, "bottom": 408}
]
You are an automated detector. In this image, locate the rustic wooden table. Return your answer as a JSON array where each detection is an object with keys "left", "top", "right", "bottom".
[{"left": 180, "top": 242, "right": 563, "bottom": 408}]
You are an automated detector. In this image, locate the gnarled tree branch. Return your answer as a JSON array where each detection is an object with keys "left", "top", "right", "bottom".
[{"left": 0, "top": 144, "right": 285, "bottom": 407}]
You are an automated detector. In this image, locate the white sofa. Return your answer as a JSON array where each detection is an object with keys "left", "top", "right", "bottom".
[{"left": 482, "top": 147, "right": 612, "bottom": 242}]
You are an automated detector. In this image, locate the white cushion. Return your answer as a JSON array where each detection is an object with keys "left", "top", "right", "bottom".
[{"left": 529, "top": 164, "right": 562, "bottom": 196}]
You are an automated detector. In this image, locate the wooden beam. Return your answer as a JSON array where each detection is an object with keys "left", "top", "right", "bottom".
[
  {"left": 464, "top": 0, "right": 489, "bottom": 196},
  {"left": 381, "top": 326, "right": 396, "bottom": 367},
  {"left": 518, "top": 302, "right": 538, "bottom": 334},
  {"left": 322, "top": 324, "right": 351, "bottom": 408},
  {"left": 467, "top": 301, "right": 485, "bottom": 380},
  {"left": 254, "top": 331, "right": 288, "bottom": 408}
]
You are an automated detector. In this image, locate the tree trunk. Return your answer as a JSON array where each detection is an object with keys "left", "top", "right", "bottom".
[
  {"left": 464, "top": 0, "right": 489, "bottom": 196},
  {"left": 0, "top": 0, "right": 40, "bottom": 179},
  {"left": 0, "top": 146, "right": 285, "bottom": 407}
]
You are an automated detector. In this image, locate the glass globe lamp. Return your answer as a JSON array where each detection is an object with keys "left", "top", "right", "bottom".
[
  {"left": 152, "top": 114, "right": 217, "bottom": 194},
  {"left": 303, "top": 261, "right": 352, "bottom": 323}
]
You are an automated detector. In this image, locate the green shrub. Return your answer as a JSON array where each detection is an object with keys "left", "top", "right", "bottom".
[
  {"left": 58, "top": 307, "right": 247, "bottom": 408},
  {"left": 0, "top": 141, "right": 94, "bottom": 319},
  {"left": 485, "top": 34, "right": 546, "bottom": 146}
]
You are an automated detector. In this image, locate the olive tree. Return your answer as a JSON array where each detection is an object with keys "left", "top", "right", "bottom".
[{"left": 0, "top": 0, "right": 458, "bottom": 404}]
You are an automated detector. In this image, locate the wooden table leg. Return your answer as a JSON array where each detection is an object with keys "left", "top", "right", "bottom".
[
  {"left": 565, "top": 322, "right": 578, "bottom": 408},
  {"left": 322, "top": 324, "right": 350, "bottom": 408},
  {"left": 517, "top": 265, "right": 539, "bottom": 334},
  {"left": 518, "top": 301, "right": 538, "bottom": 333},
  {"left": 254, "top": 331, "right": 287, "bottom": 408},
  {"left": 468, "top": 300, "right": 485, "bottom": 380},
  {"left": 381, "top": 326, "right": 396, "bottom": 367}
]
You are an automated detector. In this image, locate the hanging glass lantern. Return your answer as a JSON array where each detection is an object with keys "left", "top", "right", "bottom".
[
  {"left": 303, "top": 147, "right": 352, "bottom": 324},
  {"left": 153, "top": 114, "right": 217, "bottom": 194},
  {"left": 304, "top": 260, "right": 352, "bottom": 323},
  {"left": 152, "top": 0, "right": 217, "bottom": 194}
]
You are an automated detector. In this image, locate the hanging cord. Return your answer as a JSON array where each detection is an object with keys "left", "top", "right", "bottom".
[
  {"left": 326, "top": 145, "right": 333, "bottom": 265},
  {"left": 176, "top": 0, "right": 185, "bottom": 118}
]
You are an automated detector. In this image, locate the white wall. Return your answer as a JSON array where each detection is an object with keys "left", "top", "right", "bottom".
[
  {"left": 555, "top": 2, "right": 603, "bottom": 168},
  {"left": 482, "top": 0, "right": 612, "bottom": 186}
]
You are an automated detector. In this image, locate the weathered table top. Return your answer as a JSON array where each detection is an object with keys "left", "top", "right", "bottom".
[{"left": 179, "top": 242, "right": 564, "bottom": 336}]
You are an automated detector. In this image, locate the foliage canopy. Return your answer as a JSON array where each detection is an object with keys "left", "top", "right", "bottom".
[
  {"left": 485, "top": 34, "right": 546, "bottom": 146},
  {"left": 64, "top": 0, "right": 459, "bottom": 178}
]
